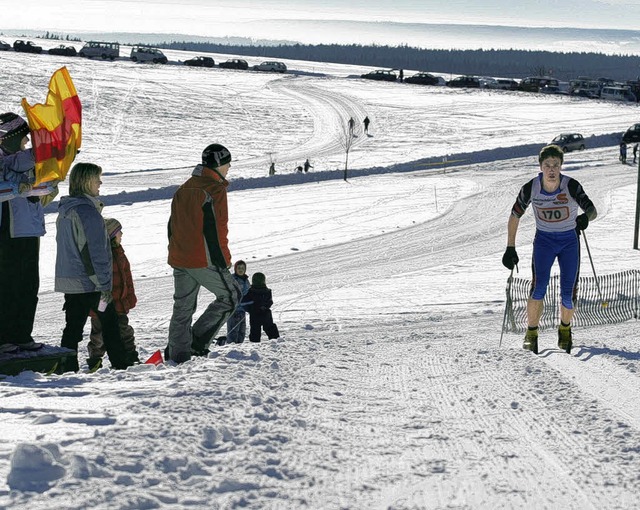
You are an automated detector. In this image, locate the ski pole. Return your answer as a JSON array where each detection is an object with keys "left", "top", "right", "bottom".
[
  {"left": 582, "top": 230, "right": 608, "bottom": 308},
  {"left": 499, "top": 267, "right": 514, "bottom": 347}
]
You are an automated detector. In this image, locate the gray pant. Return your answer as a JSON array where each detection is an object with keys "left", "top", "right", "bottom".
[
  {"left": 88, "top": 313, "right": 136, "bottom": 358},
  {"left": 167, "top": 266, "right": 241, "bottom": 361}
]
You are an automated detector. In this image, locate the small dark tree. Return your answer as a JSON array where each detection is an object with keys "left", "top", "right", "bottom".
[{"left": 338, "top": 118, "right": 357, "bottom": 181}]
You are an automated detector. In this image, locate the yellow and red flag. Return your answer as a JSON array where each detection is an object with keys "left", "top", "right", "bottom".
[{"left": 21, "top": 66, "right": 82, "bottom": 184}]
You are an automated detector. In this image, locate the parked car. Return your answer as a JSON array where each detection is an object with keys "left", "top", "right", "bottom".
[
  {"left": 361, "top": 70, "right": 397, "bottom": 82},
  {"left": 405, "top": 72, "right": 439, "bottom": 86},
  {"left": 622, "top": 123, "right": 640, "bottom": 144},
  {"left": 551, "top": 133, "right": 586, "bottom": 152},
  {"left": 446, "top": 76, "right": 480, "bottom": 88},
  {"left": 489, "top": 78, "right": 518, "bottom": 90},
  {"left": 13, "top": 40, "right": 43, "bottom": 54},
  {"left": 600, "top": 86, "right": 636, "bottom": 102},
  {"left": 253, "top": 61, "right": 287, "bottom": 73},
  {"left": 0, "top": 40, "right": 11, "bottom": 51},
  {"left": 184, "top": 56, "right": 215, "bottom": 67},
  {"left": 79, "top": 41, "right": 119, "bottom": 60},
  {"left": 219, "top": 58, "right": 249, "bottom": 70},
  {"left": 130, "top": 46, "right": 167, "bottom": 64},
  {"left": 518, "top": 76, "right": 558, "bottom": 92},
  {"left": 48, "top": 45, "right": 77, "bottom": 57}
]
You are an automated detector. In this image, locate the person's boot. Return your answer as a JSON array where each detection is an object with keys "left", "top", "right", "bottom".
[
  {"left": 126, "top": 350, "right": 140, "bottom": 365},
  {"left": 60, "top": 352, "right": 79, "bottom": 373},
  {"left": 86, "top": 357, "right": 103, "bottom": 372},
  {"left": 523, "top": 328, "right": 539, "bottom": 355},
  {"left": 558, "top": 324, "right": 572, "bottom": 354}
]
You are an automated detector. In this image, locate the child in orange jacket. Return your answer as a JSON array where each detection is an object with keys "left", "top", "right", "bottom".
[{"left": 87, "top": 218, "right": 139, "bottom": 369}]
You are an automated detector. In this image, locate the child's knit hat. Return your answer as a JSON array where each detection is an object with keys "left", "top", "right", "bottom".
[
  {"left": 104, "top": 218, "right": 122, "bottom": 239},
  {"left": 252, "top": 272, "right": 266, "bottom": 288},
  {"left": 0, "top": 112, "right": 30, "bottom": 154}
]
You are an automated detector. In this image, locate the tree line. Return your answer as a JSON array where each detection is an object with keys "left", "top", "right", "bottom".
[{"left": 153, "top": 41, "right": 640, "bottom": 82}]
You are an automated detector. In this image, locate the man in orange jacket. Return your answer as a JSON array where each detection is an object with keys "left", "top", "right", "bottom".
[{"left": 166, "top": 143, "right": 242, "bottom": 363}]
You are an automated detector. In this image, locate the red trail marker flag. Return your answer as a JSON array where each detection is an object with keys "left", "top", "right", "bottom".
[{"left": 21, "top": 66, "right": 82, "bottom": 185}]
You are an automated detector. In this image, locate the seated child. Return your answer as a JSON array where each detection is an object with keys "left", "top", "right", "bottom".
[
  {"left": 87, "top": 218, "right": 139, "bottom": 369},
  {"left": 243, "top": 272, "right": 279, "bottom": 343}
]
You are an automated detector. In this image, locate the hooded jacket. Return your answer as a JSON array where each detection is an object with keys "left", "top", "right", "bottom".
[
  {"left": 55, "top": 194, "right": 112, "bottom": 294},
  {"left": 167, "top": 164, "right": 231, "bottom": 269},
  {"left": 0, "top": 147, "right": 48, "bottom": 238},
  {"left": 111, "top": 244, "right": 137, "bottom": 314}
]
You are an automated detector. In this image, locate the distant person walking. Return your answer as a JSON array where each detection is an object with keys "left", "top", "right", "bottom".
[
  {"left": 303, "top": 159, "right": 313, "bottom": 173},
  {"left": 348, "top": 117, "right": 355, "bottom": 134},
  {"left": 363, "top": 116, "right": 370, "bottom": 135},
  {"left": 399, "top": 69, "right": 404, "bottom": 82},
  {"left": 269, "top": 162, "right": 276, "bottom": 176},
  {"left": 620, "top": 142, "right": 627, "bottom": 164},
  {"left": 633, "top": 143, "right": 638, "bottom": 164}
]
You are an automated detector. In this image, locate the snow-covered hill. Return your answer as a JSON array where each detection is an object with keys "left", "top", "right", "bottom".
[{"left": 1, "top": 48, "right": 639, "bottom": 509}]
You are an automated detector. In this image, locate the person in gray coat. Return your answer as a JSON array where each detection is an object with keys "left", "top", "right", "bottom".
[{"left": 55, "top": 162, "right": 130, "bottom": 372}]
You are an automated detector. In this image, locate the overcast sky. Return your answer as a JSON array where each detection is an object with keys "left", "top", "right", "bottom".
[{"left": 3, "top": 0, "right": 639, "bottom": 38}]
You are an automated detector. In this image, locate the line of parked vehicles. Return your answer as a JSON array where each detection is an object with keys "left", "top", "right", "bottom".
[
  {"left": 361, "top": 68, "right": 640, "bottom": 103},
  {"left": 4, "top": 37, "right": 640, "bottom": 100},
  {"left": 0, "top": 39, "right": 289, "bottom": 72}
]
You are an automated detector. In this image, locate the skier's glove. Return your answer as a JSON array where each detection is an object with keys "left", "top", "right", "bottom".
[
  {"left": 502, "top": 246, "right": 519, "bottom": 270},
  {"left": 100, "top": 291, "right": 113, "bottom": 304},
  {"left": 576, "top": 213, "right": 589, "bottom": 231}
]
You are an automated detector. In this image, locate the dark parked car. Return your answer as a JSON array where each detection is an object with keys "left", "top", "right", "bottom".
[
  {"left": 405, "top": 72, "right": 440, "bottom": 85},
  {"left": 446, "top": 76, "right": 480, "bottom": 88},
  {"left": 518, "top": 76, "right": 558, "bottom": 92},
  {"left": 48, "top": 45, "right": 77, "bottom": 56},
  {"left": 184, "top": 56, "right": 215, "bottom": 67},
  {"left": 219, "top": 58, "right": 249, "bottom": 70},
  {"left": 0, "top": 40, "right": 10, "bottom": 51},
  {"left": 622, "top": 123, "right": 640, "bottom": 144},
  {"left": 13, "top": 40, "right": 43, "bottom": 54},
  {"left": 361, "top": 70, "right": 397, "bottom": 82},
  {"left": 551, "top": 133, "right": 586, "bottom": 153}
]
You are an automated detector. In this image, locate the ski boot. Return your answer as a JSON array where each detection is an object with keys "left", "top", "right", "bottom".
[
  {"left": 523, "top": 328, "right": 539, "bottom": 354},
  {"left": 558, "top": 324, "right": 572, "bottom": 354}
]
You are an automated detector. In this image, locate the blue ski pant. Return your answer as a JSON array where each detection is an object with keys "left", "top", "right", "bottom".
[{"left": 530, "top": 229, "right": 580, "bottom": 310}]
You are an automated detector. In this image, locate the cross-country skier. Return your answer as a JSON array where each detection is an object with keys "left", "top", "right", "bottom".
[{"left": 501, "top": 144, "right": 597, "bottom": 354}]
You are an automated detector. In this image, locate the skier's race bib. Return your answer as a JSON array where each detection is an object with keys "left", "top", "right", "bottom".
[{"left": 536, "top": 206, "right": 570, "bottom": 223}]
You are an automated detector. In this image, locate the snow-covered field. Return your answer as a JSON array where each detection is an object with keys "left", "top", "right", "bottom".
[{"left": 1, "top": 46, "right": 640, "bottom": 509}]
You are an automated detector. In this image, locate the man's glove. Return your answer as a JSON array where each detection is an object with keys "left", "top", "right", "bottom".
[
  {"left": 576, "top": 213, "right": 589, "bottom": 231},
  {"left": 502, "top": 246, "right": 519, "bottom": 270}
]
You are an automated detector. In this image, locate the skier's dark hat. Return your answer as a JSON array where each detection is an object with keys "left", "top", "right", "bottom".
[{"left": 202, "top": 143, "right": 232, "bottom": 169}]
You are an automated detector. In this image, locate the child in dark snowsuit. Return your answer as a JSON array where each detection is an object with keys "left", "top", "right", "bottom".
[{"left": 243, "top": 272, "right": 279, "bottom": 343}]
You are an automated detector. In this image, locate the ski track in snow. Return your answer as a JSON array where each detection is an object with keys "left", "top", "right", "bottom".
[{"left": 1, "top": 49, "right": 640, "bottom": 509}]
